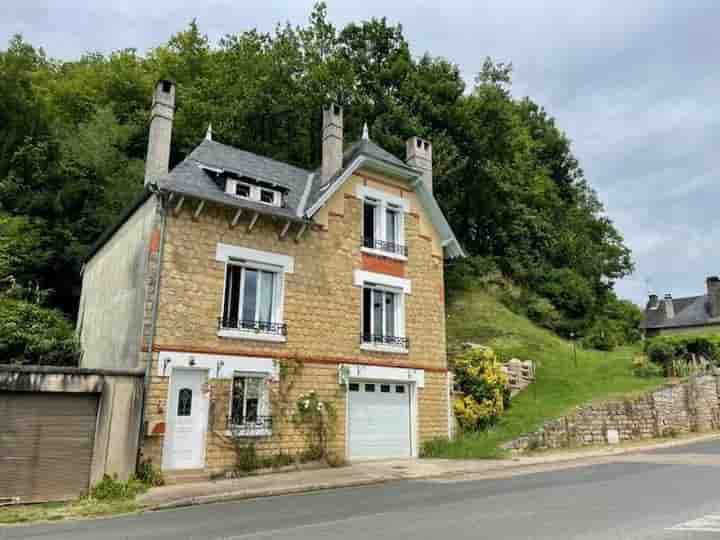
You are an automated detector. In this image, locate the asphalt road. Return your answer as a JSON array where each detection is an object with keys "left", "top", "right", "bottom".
[{"left": 5, "top": 439, "right": 720, "bottom": 540}]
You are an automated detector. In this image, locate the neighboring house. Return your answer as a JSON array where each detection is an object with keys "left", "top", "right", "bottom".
[
  {"left": 77, "top": 80, "right": 464, "bottom": 475},
  {"left": 641, "top": 277, "right": 720, "bottom": 338}
]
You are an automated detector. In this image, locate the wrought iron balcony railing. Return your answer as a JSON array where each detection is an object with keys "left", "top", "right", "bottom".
[
  {"left": 361, "top": 333, "right": 410, "bottom": 349},
  {"left": 226, "top": 415, "right": 273, "bottom": 437},
  {"left": 218, "top": 317, "right": 287, "bottom": 336},
  {"left": 362, "top": 236, "right": 408, "bottom": 257}
]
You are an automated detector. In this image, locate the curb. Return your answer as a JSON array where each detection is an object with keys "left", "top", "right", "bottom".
[{"left": 143, "top": 477, "right": 392, "bottom": 511}]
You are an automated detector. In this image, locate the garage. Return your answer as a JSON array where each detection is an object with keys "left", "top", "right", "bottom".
[
  {"left": 348, "top": 381, "right": 413, "bottom": 459},
  {"left": 0, "top": 392, "right": 99, "bottom": 503}
]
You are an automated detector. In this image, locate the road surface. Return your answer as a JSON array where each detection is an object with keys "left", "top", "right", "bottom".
[{"left": 4, "top": 439, "right": 720, "bottom": 539}]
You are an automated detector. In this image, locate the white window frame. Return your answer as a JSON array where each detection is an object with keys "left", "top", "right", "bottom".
[
  {"left": 216, "top": 245, "right": 293, "bottom": 342},
  {"left": 227, "top": 372, "right": 271, "bottom": 438},
  {"left": 226, "top": 178, "right": 282, "bottom": 207},
  {"left": 361, "top": 284, "right": 406, "bottom": 353},
  {"left": 357, "top": 185, "right": 408, "bottom": 261}
]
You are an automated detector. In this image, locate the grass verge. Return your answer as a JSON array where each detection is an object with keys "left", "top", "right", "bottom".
[
  {"left": 0, "top": 499, "right": 139, "bottom": 526},
  {"left": 423, "top": 288, "right": 664, "bottom": 459}
]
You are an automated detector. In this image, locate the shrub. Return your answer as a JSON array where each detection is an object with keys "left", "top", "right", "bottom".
[
  {"left": 0, "top": 295, "right": 80, "bottom": 365},
  {"left": 136, "top": 459, "right": 164, "bottom": 487},
  {"left": 451, "top": 346, "right": 510, "bottom": 431},
  {"left": 292, "top": 390, "right": 336, "bottom": 461},
  {"left": 632, "top": 356, "right": 663, "bottom": 378},
  {"left": 645, "top": 334, "right": 720, "bottom": 374},
  {"left": 88, "top": 474, "right": 147, "bottom": 501}
]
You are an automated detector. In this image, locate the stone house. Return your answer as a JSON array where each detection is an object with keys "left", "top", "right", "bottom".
[
  {"left": 77, "top": 80, "right": 464, "bottom": 476},
  {"left": 641, "top": 276, "right": 720, "bottom": 338}
]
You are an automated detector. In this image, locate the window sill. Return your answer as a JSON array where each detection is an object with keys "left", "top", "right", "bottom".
[
  {"left": 361, "top": 246, "right": 408, "bottom": 262},
  {"left": 224, "top": 429, "right": 272, "bottom": 438},
  {"left": 217, "top": 329, "right": 287, "bottom": 343},
  {"left": 360, "top": 342, "right": 409, "bottom": 355}
]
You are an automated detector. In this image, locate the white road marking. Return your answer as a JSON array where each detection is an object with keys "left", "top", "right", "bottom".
[{"left": 668, "top": 512, "right": 720, "bottom": 532}]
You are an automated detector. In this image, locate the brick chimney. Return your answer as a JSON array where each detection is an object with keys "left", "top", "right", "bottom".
[
  {"left": 321, "top": 104, "right": 343, "bottom": 185},
  {"left": 406, "top": 136, "right": 433, "bottom": 193},
  {"left": 663, "top": 293, "right": 675, "bottom": 319},
  {"left": 707, "top": 276, "right": 720, "bottom": 318},
  {"left": 144, "top": 79, "right": 176, "bottom": 186}
]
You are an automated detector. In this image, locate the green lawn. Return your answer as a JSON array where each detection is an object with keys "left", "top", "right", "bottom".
[
  {"left": 0, "top": 499, "right": 139, "bottom": 525},
  {"left": 423, "top": 288, "right": 664, "bottom": 458}
]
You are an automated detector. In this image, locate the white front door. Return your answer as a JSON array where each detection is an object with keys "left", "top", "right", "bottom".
[
  {"left": 163, "top": 369, "right": 208, "bottom": 470},
  {"left": 348, "top": 381, "right": 412, "bottom": 460}
]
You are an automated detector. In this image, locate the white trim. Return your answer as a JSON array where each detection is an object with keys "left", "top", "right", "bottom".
[
  {"left": 225, "top": 178, "right": 282, "bottom": 207},
  {"left": 307, "top": 156, "right": 364, "bottom": 216},
  {"left": 217, "top": 329, "right": 287, "bottom": 343},
  {"left": 361, "top": 246, "right": 408, "bottom": 262},
  {"left": 157, "top": 351, "right": 278, "bottom": 380},
  {"left": 355, "top": 185, "right": 410, "bottom": 212},
  {"left": 296, "top": 173, "right": 314, "bottom": 217},
  {"left": 225, "top": 372, "right": 272, "bottom": 438},
  {"left": 354, "top": 270, "right": 411, "bottom": 294},
  {"left": 215, "top": 243, "right": 294, "bottom": 274},
  {"left": 163, "top": 367, "right": 209, "bottom": 470},
  {"left": 360, "top": 342, "right": 408, "bottom": 354},
  {"left": 340, "top": 363, "right": 425, "bottom": 387}
]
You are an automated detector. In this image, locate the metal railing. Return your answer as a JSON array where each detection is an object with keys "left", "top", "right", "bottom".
[
  {"left": 226, "top": 415, "right": 273, "bottom": 437},
  {"left": 361, "top": 333, "right": 410, "bottom": 349},
  {"left": 218, "top": 317, "right": 287, "bottom": 336},
  {"left": 362, "top": 236, "right": 408, "bottom": 257}
]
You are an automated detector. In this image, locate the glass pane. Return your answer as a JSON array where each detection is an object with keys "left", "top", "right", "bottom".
[
  {"left": 231, "top": 377, "right": 245, "bottom": 421},
  {"left": 372, "top": 290, "right": 384, "bottom": 337},
  {"left": 236, "top": 183, "right": 250, "bottom": 198},
  {"left": 259, "top": 271, "right": 274, "bottom": 323},
  {"left": 385, "top": 293, "right": 396, "bottom": 337},
  {"left": 349, "top": 383, "right": 359, "bottom": 392},
  {"left": 242, "top": 268, "right": 258, "bottom": 323},
  {"left": 260, "top": 189, "right": 275, "bottom": 204},
  {"left": 363, "top": 202, "right": 375, "bottom": 244},
  {"left": 223, "top": 266, "right": 242, "bottom": 327},
  {"left": 365, "top": 383, "right": 375, "bottom": 392},
  {"left": 177, "top": 388, "right": 192, "bottom": 416},
  {"left": 362, "top": 288, "right": 372, "bottom": 338},
  {"left": 245, "top": 378, "right": 261, "bottom": 422},
  {"left": 381, "top": 384, "right": 390, "bottom": 393},
  {"left": 386, "top": 209, "right": 398, "bottom": 244}
]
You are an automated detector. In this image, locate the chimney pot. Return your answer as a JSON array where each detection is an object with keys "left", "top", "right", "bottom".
[
  {"left": 406, "top": 136, "right": 433, "bottom": 193},
  {"left": 321, "top": 103, "right": 343, "bottom": 184},
  {"left": 663, "top": 293, "right": 675, "bottom": 319},
  {"left": 144, "top": 79, "right": 176, "bottom": 186},
  {"left": 707, "top": 276, "right": 720, "bottom": 318}
]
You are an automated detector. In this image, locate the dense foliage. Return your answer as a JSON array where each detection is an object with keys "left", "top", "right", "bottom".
[
  {"left": 0, "top": 3, "right": 638, "bottom": 361},
  {"left": 452, "top": 346, "right": 510, "bottom": 431},
  {"left": 645, "top": 334, "right": 720, "bottom": 375}
]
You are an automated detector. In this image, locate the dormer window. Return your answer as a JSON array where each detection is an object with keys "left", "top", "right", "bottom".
[{"left": 226, "top": 177, "right": 282, "bottom": 207}]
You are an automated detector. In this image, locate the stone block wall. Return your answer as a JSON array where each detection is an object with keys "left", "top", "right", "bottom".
[
  {"left": 504, "top": 375, "right": 720, "bottom": 452},
  {"left": 141, "top": 360, "right": 447, "bottom": 473}
]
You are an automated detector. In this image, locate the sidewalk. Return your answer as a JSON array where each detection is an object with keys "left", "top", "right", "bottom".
[{"left": 138, "top": 432, "right": 720, "bottom": 510}]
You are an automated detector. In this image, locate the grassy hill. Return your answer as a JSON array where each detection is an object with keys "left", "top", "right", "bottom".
[{"left": 423, "top": 287, "right": 663, "bottom": 458}]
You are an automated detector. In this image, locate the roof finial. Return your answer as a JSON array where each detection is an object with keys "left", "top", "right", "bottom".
[
  {"left": 205, "top": 123, "right": 213, "bottom": 141},
  {"left": 362, "top": 122, "right": 369, "bottom": 141}
]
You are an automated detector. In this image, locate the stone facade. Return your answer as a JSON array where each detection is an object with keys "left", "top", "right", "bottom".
[
  {"left": 140, "top": 169, "right": 450, "bottom": 471},
  {"left": 503, "top": 375, "right": 720, "bottom": 452}
]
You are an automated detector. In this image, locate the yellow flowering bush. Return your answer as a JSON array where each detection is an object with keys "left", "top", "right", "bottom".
[{"left": 452, "top": 346, "right": 510, "bottom": 431}]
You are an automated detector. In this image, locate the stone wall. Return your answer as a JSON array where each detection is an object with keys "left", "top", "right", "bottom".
[{"left": 503, "top": 375, "right": 720, "bottom": 452}]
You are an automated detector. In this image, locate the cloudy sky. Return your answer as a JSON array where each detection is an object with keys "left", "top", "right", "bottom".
[{"left": 4, "top": 1, "right": 719, "bottom": 305}]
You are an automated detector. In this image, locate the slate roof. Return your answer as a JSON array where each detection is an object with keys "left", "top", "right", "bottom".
[
  {"left": 641, "top": 294, "right": 720, "bottom": 330},
  {"left": 305, "top": 138, "right": 419, "bottom": 212},
  {"left": 158, "top": 139, "right": 312, "bottom": 221}
]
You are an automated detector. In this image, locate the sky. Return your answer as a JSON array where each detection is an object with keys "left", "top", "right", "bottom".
[{"left": 4, "top": 0, "right": 719, "bottom": 305}]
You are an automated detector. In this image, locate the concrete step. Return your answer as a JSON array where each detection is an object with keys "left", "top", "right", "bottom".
[{"left": 163, "top": 468, "right": 213, "bottom": 486}]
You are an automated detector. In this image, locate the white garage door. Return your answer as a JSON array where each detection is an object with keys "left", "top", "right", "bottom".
[{"left": 348, "top": 381, "right": 412, "bottom": 459}]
